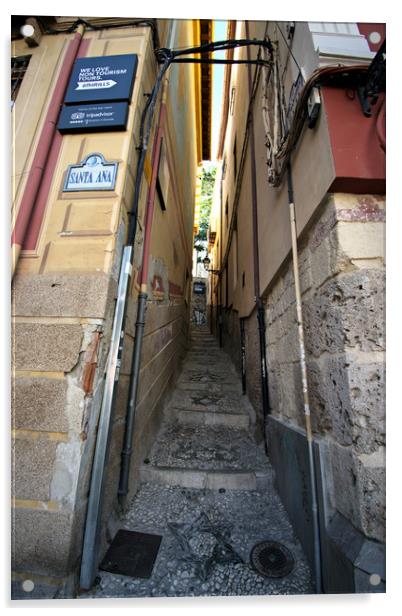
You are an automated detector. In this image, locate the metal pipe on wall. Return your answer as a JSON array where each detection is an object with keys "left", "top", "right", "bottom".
[
  {"left": 80, "top": 245, "right": 133, "bottom": 590},
  {"left": 118, "top": 77, "right": 169, "bottom": 506},
  {"left": 240, "top": 317, "right": 246, "bottom": 394},
  {"left": 218, "top": 174, "right": 223, "bottom": 347},
  {"left": 287, "top": 163, "right": 322, "bottom": 594},
  {"left": 117, "top": 23, "right": 178, "bottom": 507}
]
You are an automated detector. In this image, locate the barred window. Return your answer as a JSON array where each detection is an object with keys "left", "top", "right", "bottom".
[{"left": 11, "top": 55, "right": 31, "bottom": 105}]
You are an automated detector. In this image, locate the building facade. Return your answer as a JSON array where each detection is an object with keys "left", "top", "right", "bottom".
[
  {"left": 208, "top": 20, "right": 385, "bottom": 592},
  {"left": 11, "top": 16, "right": 210, "bottom": 596}
]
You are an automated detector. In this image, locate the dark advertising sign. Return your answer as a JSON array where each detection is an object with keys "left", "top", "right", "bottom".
[
  {"left": 58, "top": 102, "right": 129, "bottom": 133},
  {"left": 64, "top": 54, "right": 138, "bottom": 104}
]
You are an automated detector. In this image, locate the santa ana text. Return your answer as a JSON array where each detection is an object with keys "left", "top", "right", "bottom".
[
  {"left": 69, "top": 170, "right": 113, "bottom": 184},
  {"left": 63, "top": 154, "right": 118, "bottom": 192}
]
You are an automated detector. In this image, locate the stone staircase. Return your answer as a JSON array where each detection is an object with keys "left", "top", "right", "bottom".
[
  {"left": 140, "top": 325, "right": 272, "bottom": 491},
  {"left": 82, "top": 325, "right": 312, "bottom": 599}
]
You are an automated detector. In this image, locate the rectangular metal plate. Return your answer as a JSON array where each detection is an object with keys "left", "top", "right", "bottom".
[
  {"left": 99, "top": 530, "right": 163, "bottom": 579},
  {"left": 58, "top": 102, "right": 129, "bottom": 133}
]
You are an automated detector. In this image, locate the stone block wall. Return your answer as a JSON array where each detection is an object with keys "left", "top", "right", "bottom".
[
  {"left": 11, "top": 271, "right": 118, "bottom": 588},
  {"left": 265, "top": 192, "right": 385, "bottom": 544}
]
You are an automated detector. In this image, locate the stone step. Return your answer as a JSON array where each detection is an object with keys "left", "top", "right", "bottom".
[
  {"left": 185, "top": 353, "right": 228, "bottom": 362},
  {"left": 178, "top": 367, "right": 239, "bottom": 383},
  {"left": 177, "top": 380, "right": 242, "bottom": 394},
  {"left": 190, "top": 333, "right": 217, "bottom": 339},
  {"left": 166, "top": 407, "right": 250, "bottom": 428},
  {"left": 143, "top": 423, "right": 271, "bottom": 474},
  {"left": 165, "top": 390, "right": 250, "bottom": 429},
  {"left": 184, "top": 360, "right": 233, "bottom": 371},
  {"left": 168, "top": 388, "right": 247, "bottom": 414},
  {"left": 182, "top": 358, "right": 239, "bottom": 372},
  {"left": 140, "top": 465, "right": 272, "bottom": 491},
  {"left": 187, "top": 346, "right": 223, "bottom": 351}
]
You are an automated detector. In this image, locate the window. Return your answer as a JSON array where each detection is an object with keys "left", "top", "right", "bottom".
[{"left": 11, "top": 55, "right": 31, "bottom": 106}]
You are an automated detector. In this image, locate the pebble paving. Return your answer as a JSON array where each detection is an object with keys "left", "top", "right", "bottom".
[
  {"left": 81, "top": 325, "right": 312, "bottom": 599},
  {"left": 146, "top": 423, "right": 272, "bottom": 471}
]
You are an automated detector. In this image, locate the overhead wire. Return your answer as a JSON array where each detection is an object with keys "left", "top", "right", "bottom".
[
  {"left": 35, "top": 17, "right": 160, "bottom": 49},
  {"left": 128, "top": 37, "right": 274, "bottom": 243},
  {"left": 275, "top": 21, "right": 303, "bottom": 75},
  {"left": 263, "top": 63, "right": 374, "bottom": 186}
]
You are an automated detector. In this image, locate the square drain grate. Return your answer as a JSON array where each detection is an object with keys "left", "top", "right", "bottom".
[{"left": 100, "top": 530, "right": 163, "bottom": 579}]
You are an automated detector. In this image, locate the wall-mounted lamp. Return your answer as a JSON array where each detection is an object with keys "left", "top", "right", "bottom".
[
  {"left": 20, "top": 18, "right": 42, "bottom": 47},
  {"left": 203, "top": 256, "right": 220, "bottom": 275}
]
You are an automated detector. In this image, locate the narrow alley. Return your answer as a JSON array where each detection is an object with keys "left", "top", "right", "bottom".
[
  {"left": 82, "top": 325, "right": 312, "bottom": 598},
  {"left": 11, "top": 15, "right": 386, "bottom": 601}
]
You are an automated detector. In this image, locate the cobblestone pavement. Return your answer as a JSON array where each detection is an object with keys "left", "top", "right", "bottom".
[{"left": 81, "top": 325, "right": 312, "bottom": 599}]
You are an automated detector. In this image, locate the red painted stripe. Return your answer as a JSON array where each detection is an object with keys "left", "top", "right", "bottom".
[
  {"left": 12, "top": 31, "right": 86, "bottom": 250},
  {"left": 23, "top": 131, "right": 63, "bottom": 249}
]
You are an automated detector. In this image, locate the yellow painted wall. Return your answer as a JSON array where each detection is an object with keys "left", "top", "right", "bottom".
[
  {"left": 216, "top": 20, "right": 336, "bottom": 318},
  {"left": 11, "top": 18, "right": 202, "bottom": 588}
]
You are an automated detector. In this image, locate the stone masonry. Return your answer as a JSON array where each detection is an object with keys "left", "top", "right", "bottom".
[{"left": 265, "top": 192, "right": 385, "bottom": 544}]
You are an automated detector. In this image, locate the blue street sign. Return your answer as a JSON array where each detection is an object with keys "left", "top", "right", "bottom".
[
  {"left": 64, "top": 54, "right": 138, "bottom": 104},
  {"left": 58, "top": 102, "right": 129, "bottom": 133}
]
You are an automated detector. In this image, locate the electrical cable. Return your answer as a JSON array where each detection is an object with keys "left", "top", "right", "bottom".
[
  {"left": 129, "top": 37, "right": 275, "bottom": 245},
  {"left": 156, "top": 38, "right": 273, "bottom": 63},
  {"left": 275, "top": 22, "right": 303, "bottom": 75},
  {"left": 35, "top": 17, "right": 160, "bottom": 49},
  {"left": 266, "top": 64, "right": 375, "bottom": 186},
  {"left": 127, "top": 56, "right": 172, "bottom": 245},
  {"left": 376, "top": 96, "right": 386, "bottom": 152}
]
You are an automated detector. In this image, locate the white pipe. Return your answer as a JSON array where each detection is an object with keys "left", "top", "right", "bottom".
[{"left": 287, "top": 165, "right": 322, "bottom": 593}]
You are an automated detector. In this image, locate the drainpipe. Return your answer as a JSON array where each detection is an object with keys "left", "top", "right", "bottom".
[
  {"left": 287, "top": 163, "right": 322, "bottom": 594},
  {"left": 218, "top": 175, "right": 223, "bottom": 347},
  {"left": 118, "top": 77, "right": 169, "bottom": 507},
  {"left": 246, "top": 22, "right": 271, "bottom": 452},
  {"left": 11, "top": 24, "right": 85, "bottom": 277},
  {"left": 240, "top": 317, "right": 246, "bottom": 394}
]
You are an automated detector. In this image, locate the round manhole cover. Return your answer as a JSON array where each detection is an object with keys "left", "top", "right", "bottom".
[{"left": 250, "top": 541, "right": 295, "bottom": 578}]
